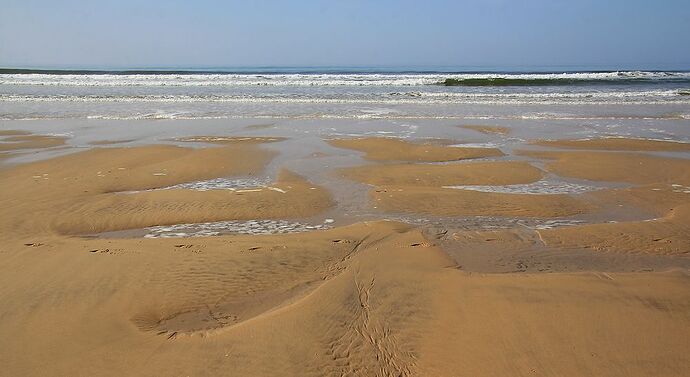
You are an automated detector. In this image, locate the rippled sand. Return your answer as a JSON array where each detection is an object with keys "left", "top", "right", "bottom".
[{"left": 0, "top": 131, "right": 688, "bottom": 377}]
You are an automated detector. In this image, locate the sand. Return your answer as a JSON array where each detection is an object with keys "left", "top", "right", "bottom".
[
  {"left": 3, "top": 215, "right": 688, "bottom": 377},
  {"left": 53, "top": 169, "right": 333, "bottom": 235},
  {"left": 539, "top": 185, "right": 690, "bottom": 255},
  {"left": 419, "top": 271, "right": 690, "bottom": 377},
  {"left": 427, "top": 226, "right": 690, "bottom": 273},
  {"left": 0, "top": 142, "right": 293, "bottom": 237},
  {"left": 328, "top": 137, "right": 503, "bottom": 162},
  {"left": 338, "top": 158, "right": 589, "bottom": 218},
  {"left": 0, "top": 133, "right": 67, "bottom": 151},
  {"left": 520, "top": 149, "right": 690, "bottom": 185},
  {"left": 371, "top": 186, "right": 593, "bottom": 217},
  {"left": 1, "top": 132, "right": 689, "bottom": 377},
  {"left": 534, "top": 137, "right": 690, "bottom": 151},
  {"left": 460, "top": 124, "right": 511, "bottom": 135},
  {"left": 0, "top": 129, "right": 32, "bottom": 136},
  {"left": 339, "top": 161, "right": 543, "bottom": 187}
]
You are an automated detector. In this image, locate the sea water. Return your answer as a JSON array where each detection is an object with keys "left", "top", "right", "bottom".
[
  {"left": 1, "top": 68, "right": 689, "bottom": 122},
  {"left": 2, "top": 67, "right": 689, "bottom": 236}
]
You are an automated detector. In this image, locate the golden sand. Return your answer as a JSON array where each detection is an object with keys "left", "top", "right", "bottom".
[
  {"left": 53, "top": 169, "right": 332, "bottom": 235},
  {"left": 1, "top": 134, "right": 689, "bottom": 376},
  {"left": 460, "top": 124, "right": 511, "bottom": 135},
  {"left": 419, "top": 271, "right": 690, "bottom": 376},
  {"left": 520, "top": 149, "right": 690, "bottom": 185},
  {"left": 340, "top": 161, "right": 543, "bottom": 187},
  {"left": 540, "top": 185, "right": 690, "bottom": 255},
  {"left": 339, "top": 158, "right": 589, "bottom": 218},
  {"left": 3, "top": 214, "right": 688, "bottom": 376},
  {"left": 328, "top": 137, "right": 503, "bottom": 162},
  {"left": 371, "top": 186, "right": 593, "bottom": 217},
  {"left": 0, "top": 142, "right": 293, "bottom": 237}
]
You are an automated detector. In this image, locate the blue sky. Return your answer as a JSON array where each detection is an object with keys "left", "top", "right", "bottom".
[{"left": 1, "top": 0, "right": 689, "bottom": 69}]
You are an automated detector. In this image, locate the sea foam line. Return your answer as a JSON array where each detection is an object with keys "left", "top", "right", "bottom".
[{"left": 2, "top": 71, "right": 689, "bottom": 87}]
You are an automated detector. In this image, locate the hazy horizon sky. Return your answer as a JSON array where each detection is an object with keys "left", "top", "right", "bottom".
[{"left": 1, "top": 0, "right": 689, "bottom": 70}]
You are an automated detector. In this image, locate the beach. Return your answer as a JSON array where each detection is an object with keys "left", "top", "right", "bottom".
[{"left": 1, "top": 71, "right": 690, "bottom": 376}]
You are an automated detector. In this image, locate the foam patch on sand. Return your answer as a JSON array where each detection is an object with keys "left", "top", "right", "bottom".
[
  {"left": 157, "top": 177, "right": 271, "bottom": 191},
  {"left": 120, "top": 177, "right": 283, "bottom": 193},
  {"left": 671, "top": 184, "right": 690, "bottom": 193},
  {"left": 176, "top": 136, "right": 284, "bottom": 144},
  {"left": 443, "top": 180, "right": 599, "bottom": 195},
  {"left": 448, "top": 142, "right": 504, "bottom": 149},
  {"left": 143, "top": 219, "right": 332, "bottom": 238},
  {"left": 449, "top": 137, "right": 525, "bottom": 150},
  {"left": 389, "top": 215, "right": 586, "bottom": 230}
]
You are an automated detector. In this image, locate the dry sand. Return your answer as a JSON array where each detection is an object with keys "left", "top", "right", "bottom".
[
  {"left": 328, "top": 137, "right": 503, "bottom": 162},
  {"left": 1, "top": 133, "right": 689, "bottom": 377},
  {"left": 419, "top": 271, "right": 690, "bottom": 377},
  {"left": 2, "top": 216, "right": 688, "bottom": 377}
]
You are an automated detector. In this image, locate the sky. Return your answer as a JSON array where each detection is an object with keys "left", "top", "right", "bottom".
[{"left": 1, "top": 0, "right": 689, "bottom": 70}]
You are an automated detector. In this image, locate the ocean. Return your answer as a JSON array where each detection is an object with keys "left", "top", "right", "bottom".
[{"left": 1, "top": 68, "right": 689, "bottom": 121}]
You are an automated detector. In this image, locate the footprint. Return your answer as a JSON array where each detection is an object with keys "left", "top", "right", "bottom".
[{"left": 88, "top": 248, "right": 126, "bottom": 255}]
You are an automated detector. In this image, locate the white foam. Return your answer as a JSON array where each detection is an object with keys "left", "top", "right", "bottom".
[
  {"left": 449, "top": 142, "right": 503, "bottom": 149},
  {"left": 388, "top": 215, "right": 586, "bottom": 230},
  {"left": 121, "top": 177, "right": 270, "bottom": 193},
  {"left": 671, "top": 184, "right": 690, "bottom": 194},
  {"left": 144, "top": 219, "right": 330, "bottom": 238},
  {"left": 2, "top": 71, "right": 689, "bottom": 87},
  {"left": 443, "top": 180, "right": 599, "bottom": 195},
  {"left": 3, "top": 91, "right": 688, "bottom": 108}
]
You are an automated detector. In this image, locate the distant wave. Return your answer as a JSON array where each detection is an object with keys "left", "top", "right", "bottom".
[
  {"left": 441, "top": 71, "right": 690, "bottom": 86},
  {"left": 1, "top": 71, "right": 689, "bottom": 87}
]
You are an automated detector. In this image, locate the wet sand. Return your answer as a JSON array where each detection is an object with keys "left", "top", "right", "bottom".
[
  {"left": 339, "top": 161, "right": 543, "bottom": 187},
  {"left": 371, "top": 186, "right": 594, "bottom": 217},
  {"left": 327, "top": 137, "right": 503, "bottom": 162},
  {"left": 460, "top": 124, "right": 511, "bottom": 135},
  {"left": 534, "top": 137, "right": 690, "bottom": 151},
  {"left": 0, "top": 129, "right": 32, "bottom": 136},
  {"left": 0, "top": 129, "right": 689, "bottom": 377},
  {"left": 519, "top": 149, "right": 690, "bottom": 185},
  {"left": 0, "top": 133, "right": 67, "bottom": 151},
  {"left": 89, "top": 138, "right": 136, "bottom": 145}
]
